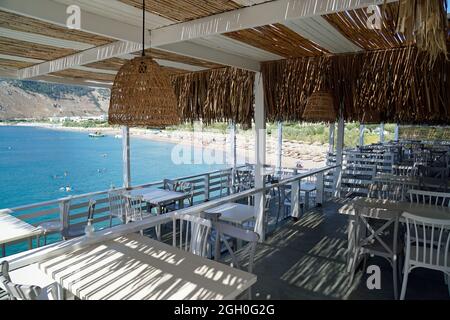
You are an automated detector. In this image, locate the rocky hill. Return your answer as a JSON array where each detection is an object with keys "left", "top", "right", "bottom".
[{"left": 0, "top": 78, "right": 110, "bottom": 120}]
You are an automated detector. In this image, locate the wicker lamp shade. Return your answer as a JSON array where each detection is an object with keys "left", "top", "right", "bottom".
[
  {"left": 302, "top": 90, "right": 337, "bottom": 122},
  {"left": 108, "top": 56, "right": 180, "bottom": 127}
]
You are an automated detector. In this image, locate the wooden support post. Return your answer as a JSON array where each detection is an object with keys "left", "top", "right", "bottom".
[
  {"left": 254, "top": 72, "right": 266, "bottom": 242},
  {"left": 291, "top": 180, "right": 300, "bottom": 219},
  {"left": 359, "top": 124, "right": 365, "bottom": 146},
  {"left": 334, "top": 116, "right": 345, "bottom": 197},
  {"left": 328, "top": 122, "right": 335, "bottom": 153},
  {"left": 316, "top": 172, "right": 324, "bottom": 205},
  {"left": 229, "top": 122, "right": 237, "bottom": 192},
  {"left": 276, "top": 121, "right": 282, "bottom": 171},
  {"left": 394, "top": 124, "right": 399, "bottom": 142},
  {"left": 204, "top": 174, "right": 210, "bottom": 201},
  {"left": 122, "top": 126, "right": 131, "bottom": 189}
]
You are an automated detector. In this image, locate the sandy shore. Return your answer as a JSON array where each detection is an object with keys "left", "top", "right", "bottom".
[{"left": 6, "top": 122, "right": 329, "bottom": 169}]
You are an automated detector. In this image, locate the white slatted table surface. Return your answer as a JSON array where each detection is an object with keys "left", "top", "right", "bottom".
[
  {"left": 38, "top": 233, "right": 257, "bottom": 300},
  {"left": 0, "top": 210, "right": 42, "bottom": 256}
]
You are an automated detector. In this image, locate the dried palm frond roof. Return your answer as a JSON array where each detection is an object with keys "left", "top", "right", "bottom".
[{"left": 119, "top": 0, "right": 242, "bottom": 22}]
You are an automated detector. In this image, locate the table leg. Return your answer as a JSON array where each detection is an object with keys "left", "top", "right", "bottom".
[
  {"left": 156, "top": 206, "right": 161, "bottom": 241},
  {"left": 346, "top": 218, "right": 356, "bottom": 273},
  {"left": 305, "top": 191, "right": 310, "bottom": 211}
]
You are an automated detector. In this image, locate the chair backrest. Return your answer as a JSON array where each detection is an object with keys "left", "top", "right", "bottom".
[
  {"left": 164, "top": 179, "right": 179, "bottom": 191},
  {"left": 59, "top": 196, "right": 72, "bottom": 231},
  {"left": 219, "top": 170, "right": 232, "bottom": 196},
  {"left": 108, "top": 189, "right": 128, "bottom": 222},
  {"left": 124, "top": 194, "right": 146, "bottom": 222},
  {"left": 392, "top": 164, "right": 417, "bottom": 176},
  {"left": 86, "top": 199, "right": 96, "bottom": 222},
  {"left": 214, "top": 221, "right": 259, "bottom": 273},
  {"left": 368, "top": 181, "right": 402, "bottom": 201},
  {"left": 178, "top": 181, "right": 194, "bottom": 205},
  {"left": 0, "top": 261, "right": 42, "bottom": 300},
  {"left": 172, "top": 214, "right": 212, "bottom": 257},
  {"left": 407, "top": 190, "right": 450, "bottom": 207},
  {"left": 402, "top": 212, "right": 450, "bottom": 269}
]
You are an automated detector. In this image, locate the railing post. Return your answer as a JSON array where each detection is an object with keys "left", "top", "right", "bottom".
[
  {"left": 316, "top": 172, "right": 324, "bottom": 205},
  {"left": 204, "top": 174, "right": 210, "bottom": 201},
  {"left": 291, "top": 179, "right": 300, "bottom": 219},
  {"left": 59, "top": 197, "right": 71, "bottom": 231},
  {"left": 122, "top": 126, "right": 131, "bottom": 189}
]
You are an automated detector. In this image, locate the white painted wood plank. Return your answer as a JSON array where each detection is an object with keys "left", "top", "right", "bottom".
[
  {"left": 0, "top": 210, "right": 41, "bottom": 245},
  {"left": 38, "top": 233, "right": 257, "bottom": 300},
  {"left": 283, "top": 16, "right": 362, "bottom": 53},
  {"left": 0, "top": 27, "right": 93, "bottom": 50},
  {"left": 191, "top": 35, "right": 283, "bottom": 62}
]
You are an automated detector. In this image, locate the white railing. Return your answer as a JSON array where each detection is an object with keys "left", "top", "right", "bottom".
[
  {"left": 1, "top": 164, "right": 339, "bottom": 271},
  {"left": 1, "top": 164, "right": 339, "bottom": 257}
]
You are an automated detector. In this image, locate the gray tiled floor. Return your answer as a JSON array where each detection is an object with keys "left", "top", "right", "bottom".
[{"left": 249, "top": 200, "right": 450, "bottom": 300}]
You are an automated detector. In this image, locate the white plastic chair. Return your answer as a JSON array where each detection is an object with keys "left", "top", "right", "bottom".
[{"left": 400, "top": 212, "right": 450, "bottom": 299}]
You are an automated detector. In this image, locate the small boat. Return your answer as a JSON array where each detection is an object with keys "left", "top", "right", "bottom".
[{"left": 89, "top": 132, "right": 105, "bottom": 138}]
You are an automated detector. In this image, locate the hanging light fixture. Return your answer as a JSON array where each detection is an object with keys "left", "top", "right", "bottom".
[
  {"left": 302, "top": 90, "right": 337, "bottom": 122},
  {"left": 108, "top": 0, "right": 179, "bottom": 127}
]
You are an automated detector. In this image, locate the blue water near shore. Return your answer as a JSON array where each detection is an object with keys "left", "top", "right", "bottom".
[{"left": 0, "top": 126, "right": 226, "bottom": 210}]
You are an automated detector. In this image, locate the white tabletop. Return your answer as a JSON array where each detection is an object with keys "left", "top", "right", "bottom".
[
  {"left": 300, "top": 182, "right": 316, "bottom": 192},
  {"left": 127, "top": 188, "right": 187, "bottom": 205},
  {"left": 38, "top": 233, "right": 256, "bottom": 300},
  {"left": 0, "top": 210, "right": 42, "bottom": 245},
  {"left": 339, "top": 197, "right": 450, "bottom": 221},
  {"left": 204, "top": 203, "right": 256, "bottom": 225}
]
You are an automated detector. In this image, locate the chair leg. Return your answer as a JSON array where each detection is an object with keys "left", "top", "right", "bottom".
[
  {"left": 400, "top": 264, "right": 410, "bottom": 300},
  {"left": 392, "top": 255, "right": 398, "bottom": 300},
  {"left": 347, "top": 249, "right": 359, "bottom": 288}
]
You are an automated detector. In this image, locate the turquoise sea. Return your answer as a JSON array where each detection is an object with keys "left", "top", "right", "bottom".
[{"left": 0, "top": 126, "right": 226, "bottom": 210}]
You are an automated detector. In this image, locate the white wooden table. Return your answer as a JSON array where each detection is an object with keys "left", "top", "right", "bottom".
[
  {"left": 38, "top": 233, "right": 257, "bottom": 300},
  {"left": 204, "top": 203, "right": 255, "bottom": 225},
  {"left": 339, "top": 197, "right": 450, "bottom": 271},
  {"left": 0, "top": 209, "right": 42, "bottom": 257},
  {"left": 126, "top": 188, "right": 188, "bottom": 240},
  {"left": 300, "top": 182, "right": 316, "bottom": 210}
]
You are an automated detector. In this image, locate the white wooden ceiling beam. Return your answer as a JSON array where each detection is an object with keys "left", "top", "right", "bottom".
[
  {"left": 151, "top": 0, "right": 399, "bottom": 47},
  {"left": 158, "top": 42, "right": 261, "bottom": 71},
  {"left": 0, "top": 0, "right": 145, "bottom": 44},
  {"left": 16, "top": 41, "right": 141, "bottom": 79},
  {"left": 282, "top": 17, "right": 362, "bottom": 53}
]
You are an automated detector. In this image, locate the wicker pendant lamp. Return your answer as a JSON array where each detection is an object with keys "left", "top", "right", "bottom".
[
  {"left": 302, "top": 90, "right": 337, "bottom": 122},
  {"left": 108, "top": 0, "right": 179, "bottom": 127}
]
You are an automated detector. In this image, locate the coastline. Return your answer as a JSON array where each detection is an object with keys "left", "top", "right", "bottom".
[{"left": 2, "top": 122, "right": 329, "bottom": 169}]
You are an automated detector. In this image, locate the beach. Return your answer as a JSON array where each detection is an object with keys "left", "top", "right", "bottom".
[{"left": 4, "top": 122, "right": 329, "bottom": 169}]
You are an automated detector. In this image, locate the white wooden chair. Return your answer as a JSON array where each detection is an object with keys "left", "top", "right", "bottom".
[
  {"left": 108, "top": 189, "right": 128, "bottom": 227},
  {"left": 0, "top": 261, "right": 61, "bottom": 300},
  {"left": 408, "top": 190, "right": 450, "bottom": 207},
  {"left": 172, "top": 214, "right": 212, "bottom": 257},
  {"left": 348, "top": 204, "right": 403, "bottom": 299},
  {"left": 400, "top": 212, "right": 450, "bottom": 299},
  {"left": 214, "top": 221, "right": 259, "bottom": 299},
  {"left": 61, "top": 199, "right": 96, "bottom": 240}
]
